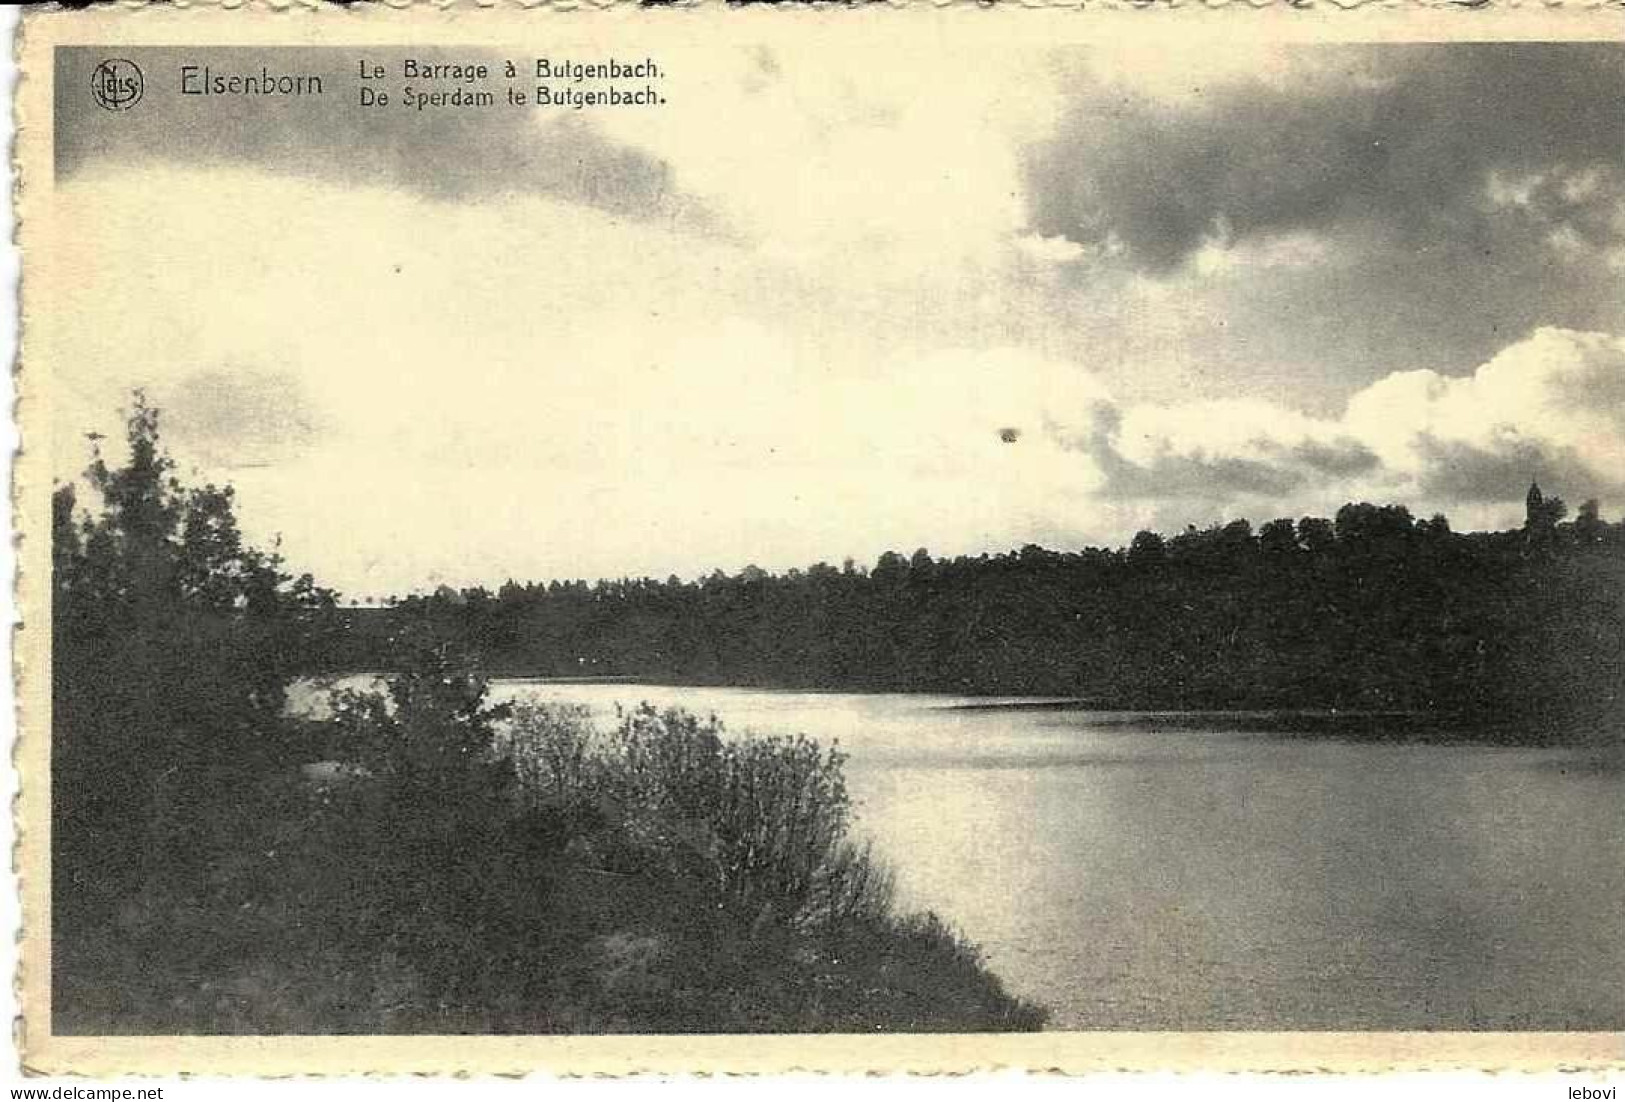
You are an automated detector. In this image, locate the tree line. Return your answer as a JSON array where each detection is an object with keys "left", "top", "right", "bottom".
[{"left": 326, "top": 500, "right": 1624, "bottom": 738}]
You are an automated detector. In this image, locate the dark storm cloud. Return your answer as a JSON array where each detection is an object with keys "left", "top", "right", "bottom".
[
  {"left": 1023, "top": 44, "right": 1625, "bottom": 275},
  {"left": 1290, "top": 438, "right": 1382, "bottom": 478},
  {"left": 1077, "top": 407, "right": 1378, "bottom": 501},
  {"left": 55, "top": 47, "right": 720, "bottom": 231},
  {"left": 1096, "top": 449, "right": 1310, "bottom": 500},
  {"left": 1413, "top": 433, "right": 1624, "bottom": 504}
]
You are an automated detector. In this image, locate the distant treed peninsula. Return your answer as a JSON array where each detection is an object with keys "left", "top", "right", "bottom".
[{"left": 322, "top": 491, "right": 1625, "bottom": 740}]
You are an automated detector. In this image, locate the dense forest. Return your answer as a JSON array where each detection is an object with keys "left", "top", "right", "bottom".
[
  {"left": 326, "top": 496, "right": 1625, "bottom": 739},
  {"left": 50, "top": 398, "right": 1042, "bottom": 1034}
]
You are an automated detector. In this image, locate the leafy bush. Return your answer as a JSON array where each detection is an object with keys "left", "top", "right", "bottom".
[
  {"left": 492, "top": 700, "right": 1045, "bottom": 1030},
  {"left": 496, "top": 701, "right": 599, "bottom": 800},
  {"left": 52, "top": 396, "right": 334, "bottom": 918},
  {"left": 501, "top": 702, "right": 859, "bottom": 929},
  {"left": 808, "top": 838, "right": 897, "bottom": 932}
]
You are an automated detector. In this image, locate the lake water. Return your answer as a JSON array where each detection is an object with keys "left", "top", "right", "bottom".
[{"left": 296, "top": 678, "right": 1625, "bottom": 1030}]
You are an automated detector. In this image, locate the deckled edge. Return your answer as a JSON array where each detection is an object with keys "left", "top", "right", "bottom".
[
  {"left": 8, "top": 1, "right": 28, "bottom": 1082},
  {"left": 13, "top": 0, "right": 1625, "bottom": 13},
  {"left": 9, "top": 0, "right": 1625, "bottom": 1079}
]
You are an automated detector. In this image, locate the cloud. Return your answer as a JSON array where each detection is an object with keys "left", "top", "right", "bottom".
[
  {"left": 1078, "top": 401, "right": 1376, "bottom": 503},
  {"left": 1411, "top": 434, "right": 1607, "bottom": 505},
  {"left": 156, "top": 369, "right": 323, "bottom": 471},
  {"left": 1485, "top": 165, "right": 1625, "bottom": 266},
  {"left": 578, "top": 44, "right": 1054, "bottom": 280},
  {"left": 48, "top": 162, "right": 1115, "bottom": 590},
  {"left": 846, "top": 327, "right": 1625, "bottom": 541},
  {"left": 1023, "top": 44, "right": 1625, "bottom": 276},
  {"left": 53, "top": 185, "right": 1625, "bottom": 591},
  {"left": 54, "top": 47, "right": 721, "bottom": 233},
  {"left": 56, "top": 41, "right": 1624, "bottom": 428},
  {"left": 52, "top": 157, "right": 1625, "bottom": 586},
  {"left": 1346, "top": 328, "right": 1625, "bottom": 503},
  {"left": 46, "top": 40, "right": 1625, "bottom": 595},
  {"left": 1292, "top": 439, "right": 1382, "bottom": 479},
  {"left": 1008, "top": 43, "right": 1625, "bottom": 414},
  {"left": 1070, "top": 327, "right": 1625, "bottom": 523}
]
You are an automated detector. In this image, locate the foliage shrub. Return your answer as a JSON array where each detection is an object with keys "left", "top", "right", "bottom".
[
  {"left": 52, "top": 396, "right": 335, "bottom": 919},
  {"left": 319, "top": 682, "right": 1045, "bottom": 1032},
  {"left": 499, "top": 702, "right": 893, "bottom": 933}
]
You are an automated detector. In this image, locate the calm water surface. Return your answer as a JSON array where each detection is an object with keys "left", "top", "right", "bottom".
[{"left": 299, "top": 678, "right": 1625, "bottom": 1029}]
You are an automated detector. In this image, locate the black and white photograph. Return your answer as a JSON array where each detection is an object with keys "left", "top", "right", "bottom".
[{"left": 14, "top": 5, "right": 1625, "bottom": 1078}]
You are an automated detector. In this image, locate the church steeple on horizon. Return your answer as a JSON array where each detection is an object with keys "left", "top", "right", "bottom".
[{"left": 1526, "top": 477, "right": 1544, "bottom": 527}]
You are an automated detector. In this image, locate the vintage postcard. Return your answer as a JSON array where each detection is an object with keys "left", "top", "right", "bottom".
[{"left": 13, "top": 1, "right": 1625, "bottom": 1078}]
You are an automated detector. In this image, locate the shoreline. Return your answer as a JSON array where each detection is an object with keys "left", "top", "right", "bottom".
[{"left": 299, "top": 671, "right": 1614, "bottom": 746}]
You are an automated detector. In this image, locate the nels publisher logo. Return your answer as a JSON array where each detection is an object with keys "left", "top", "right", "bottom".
[{"left": 90, "top": 58, "right": 144, "bottom": 111}]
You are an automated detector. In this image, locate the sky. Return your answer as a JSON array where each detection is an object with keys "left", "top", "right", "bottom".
[{"left": 49, "top": 42, "right": 1625, "bottom": 598}]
